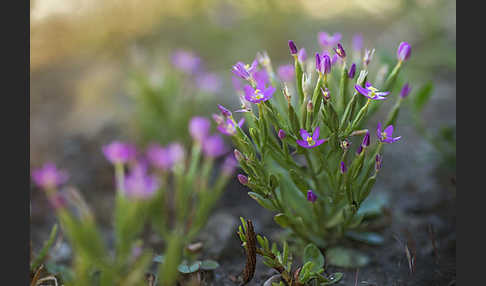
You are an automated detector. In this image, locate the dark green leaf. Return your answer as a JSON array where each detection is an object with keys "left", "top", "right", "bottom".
[{"left": 303, "top": 243, "right": 325, "bottom": 273}]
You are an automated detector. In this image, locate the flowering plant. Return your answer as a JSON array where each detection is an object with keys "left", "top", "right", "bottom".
[
  {"left": 220, "top": 34, "right": 412, "bottom": 248},
  {"left": 31, "top": 116, "right": 235, "bottom": 285},
  {"left": 130, "top": 49, "right": 223, "bottom": 145}
]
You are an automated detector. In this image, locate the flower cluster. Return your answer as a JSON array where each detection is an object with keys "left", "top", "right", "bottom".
[
  {"left": 31, "top": 116, "right": 234, "bottom": 285},
  {"left": 218, "top": 32, "right": 411, "bottom": 248}
]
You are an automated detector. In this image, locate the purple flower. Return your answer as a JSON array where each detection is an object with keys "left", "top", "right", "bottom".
[
  {"left": 237, "top": 174, "right": 248, "bottom": 185},
  {"left": 32, "top": 162, "right": 69, "bottom": 190},
  {"left": 277, "top": 64, "right": 295, "bottom": 82},
  {"left": 307, "top": 190, "right": 317, "bottom": 202},
  {"left": 376, "top": 122, "right": 401, "bottom": 143},
  {"left": 321, "top": 87, "right": 330, "bottom": 101},
  {"left": 167, "top": 143, "right": 185, "bottom": 164},
  {"left": 102, "top": 141, "right": 137, "bottom": 164},
  {"left": 400, "top": 83, "right": 412, "bottom": 98},
  {"left": 278, "top": 129, "right": 286, "bottom": 140},
  {"left": 340, "top": 162, "right": 347, "bottom": 174},
  {"left": 202, "top": 134, "right": 227, "bottom": 158},
  {"left": 171, "top": 50, "right": 201, "bottom": 74},
  {"left": 316, "top": 53, "right": 331, "bottom": 74},
  {"left": 222, "top": 155, "right": 238, "bottom": 175},
  {"left": 125, "top": 163, "right": 159, "bottom": 199},
  {"left": 146, "top": 144, "right": 172, "bottom": 170},
  {"left": 334, "top": 43, "right": 346, "bottom": 58},
  {"left": 298, "top": 48, "right": 307, "bottom": 63},
  {"left": 375, "top": 154, "right": 383, "bottom": 171},
  {"left": 352, "top": 33, "right": 363, "bottom": 51},
  {"left": 397, "top": 42, "right": 411, "bottom": 62},
  {"left": 296, "top": 127, "right": 327, "bottom": 149},
  {"left": 362, "top": 131, "right": 370, "bottom": 147},
  {"left": 348, "top": 63, "right": 356, "bottom": 79},
  {"left": 189, "top": 116, "right": 211, "bottom": 142},
  {"left": 288, "top": 40, "right": 298, "bottom": 55},
  {"left": 232, "top": 60, "right": 258, "bottom": 80},
  {"left": 355, "top": 82, "right": 390, "bottom": 101},
  {"left": 195, "top": 72, "right": 222, "bottom": 93},
  {"left": 253, "top": 69, "right": 270, "bottom": 86},
  {"left": 216, "top": 117, "right": 245, "bottom": 136},
  {"left": 217, "top": 104, "right": 232, "bottom": 118},
  {"left": 318, "top": 32, "right": 342, "bottom": 48},
  {"left": 243, "top": 76, "right": 275, "bottom": 104}
]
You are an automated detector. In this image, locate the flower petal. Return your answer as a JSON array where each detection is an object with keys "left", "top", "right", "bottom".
[
  {"left": 312, "top": 126, "right": 321, "bottom": 141},
  {"left": 355, "top": 85, "right": 369, "bottom": 96},
  {"left": 384, "top": 125, "right": 394, "bottom": 138},
  {"left": 300, "top": 129, "right": 310, "bottom": 140},
  {"left": 296, "top": 140, "right": 308, "bottom": 147}
]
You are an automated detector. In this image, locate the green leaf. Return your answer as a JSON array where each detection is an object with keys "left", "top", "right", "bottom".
[
  {"left": 153, "top": 255, "right": 165, "bottom": 263},
  {"left": 345, "top": 231, "right": 385, "bottom": 245},
  {"left": 200, "top": 260, "right": 220, "bottom": 270},
  {"left": 320, "top": 272, "right": 343, "bottom": 285},
  {"left": 289, "top": 169, "right": 310, "bottom": 192},
  {"left": 178, "top": 260, "right": 202, "bottom": 274},
  {"left": 326, "top": 247, "right": 370, "bottom": 268},
  {"left": 274, "top": 213, "right": 290, "bottom": 228},
  {"left": 357, "top": 192, "right": 388, "bottom": 218},
  {"left": 413, "top": 81, "right": 434, "bottom": 113},
  {"left": 248, "top": 192, "right": 278, "bottom": 211},
  {"left": 303, "top": 243, "right": 325, "bottom": 273}
]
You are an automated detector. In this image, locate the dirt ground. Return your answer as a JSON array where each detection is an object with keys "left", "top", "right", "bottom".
[{"left": 30, "top": 65, "right": 456, "bottom": 285}]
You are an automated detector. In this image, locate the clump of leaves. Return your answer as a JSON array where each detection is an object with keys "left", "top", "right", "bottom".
[{"left": 237, "top": 218, "right": 343, "bottom": 285}]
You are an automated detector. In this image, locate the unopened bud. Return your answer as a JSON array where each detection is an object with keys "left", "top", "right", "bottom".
[
  {"left": 348, "top": 63, "right": 356, "bottom": 78},
  {"left": 363, "top": 48, "right": 375, "bottom": 67},
  {"left": 321, "top": 87, "right": 330, "bottom": 101},
  {"left": 278, "top": 129, "right": 286, "bottom": 140},
  {"left": 375, "top": 154, "right": 383, "bottom": 171},
  {"left": 340, "top": 161, "right": 347, "bottom": 174},
  {"left": 334, "top": 43, "right": 346, "bottom": 58},
  {"left": 234, "top": 149, "right": 244, "bottom": 162},
  {"left": 237, "top": 174, "right": 249, "bottom": 185},
  {"left": 307, "top": 100, "right": 313, "bottom": 112},
  {"left": 217, "top": 104, "right": 232, "bottom": 118},
  {"left": 283, "top": 84, "right": 291, "bottom": 103},
  {"left": 288, "top": 40, "right": 298, "bottom": 55}
]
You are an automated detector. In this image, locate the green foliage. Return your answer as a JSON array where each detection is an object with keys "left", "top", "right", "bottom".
[
  {"left": 229, "top": 40, "right": 411, "bottom": 248},
  {"left": 237, "top": 218, "right": 343, "bottom": 286}
]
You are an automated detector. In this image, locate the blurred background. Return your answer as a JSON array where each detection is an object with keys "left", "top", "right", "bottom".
[{"left": 30, "top": 0, "right": 455, "bottom": 284}]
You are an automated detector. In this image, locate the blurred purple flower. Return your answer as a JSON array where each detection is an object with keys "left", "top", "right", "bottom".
[
  {"left": 215, "top": 116, "right": 245, "bottom": 136},
  {"left": 400, "top": 83, "right": 412, "bottom": 98},
  {"left": 232, "top": 60, "right": 258, "bottom": 80},
  {"left": 222, "top": 155, "right": 238, "bottom": 176},
  {"left": 307, "top": 190, "right": 317, "bottom": 202},
  {"left": 146, "top": 144, "right": 172, "bottom": 170},
  {"left": 202, "top": 134, "right": 227, "bottom": 158},
  {"left": 296, "top": 127, "right": 327, "bottom": 149},
  {"left": 376, "top": 122, "right": 401, "bottom": 143},
  {"left": 355, "top": 82, "right": 389, "bottom": 101},
  {"left": 189, "top": 116, "right": 211, "bottom": 142},
  {"left": 277, "top": 64, "right": 295, "bottom": 82},
  {"left": 196, "top": 72, "right": 222, "bottom": 93},
  {"left": 167, "top": 143, "right": 185, "bottom": 164},
  {"left": 318, "top": 32, "right": 342, "bottom": 48},
  {"left": 171, "top": 50, "right": 201, "bottom": 74},
  {"left": 232, "top": 75, "right": 243, "bottom": 92},
  {"left": 125, "top": 163, "right": 159, "bottom": 199},
  {"left": 352, "top": 33, "right": 363, "bottom": 51},
  {"left": 298, "top": 48, "right": 307, "bottom": 63},
  {"left": 102, "top": 141, "right": 136, "bottom": 165},
  {"left": 32, "top": 162, "right": 68, "bottom": 190},
  {"left": 363, "top": 49, "right": 375, "bottom": 67}
]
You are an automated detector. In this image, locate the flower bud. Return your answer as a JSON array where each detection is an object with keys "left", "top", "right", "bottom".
[
  {"left": 334, "top": 43, "right": 346, "bottom": 58},
  {"left": 306, "top": 100, "right": 313, "bottom": 112},
  {"left": 400, "top": 83, "right": 412, "bottom": 98},
  {"left": 348, "top": 63, "right": 356, "bottom": 79},
  {"left": 321, "top": 87, "right": 330, "bottom": 101},
  {"left": 278, "top": 129, "right": 286, "bottom": 140},
  {"left": 298, "top": 48, "right": 307, "bottom": 63},
  {"left": 288, "top": 40, "right": 298, "bottom": 55},
  {"left": 237, "top": 174, "right": 249, "bottom": 185},
  {"left": 397, "top": 42, "right": 411, "bottom": 62},
  {"left": 363, "top": 48, "right": 375, "bottom": 67},
  {"left": 361, "top": 131, "right": 370, "bottom": 148},
  {"left": 307, "top": 190, "right": 317, "bottom": 202},
  {"left": 234, "top": 149, "right": 244, "bottom": 162},
  {"left": 375, "top": 154, "right": 383, "bottom": 171},
  {"left": 217, "top": 104, "right": 232, "bottom": 118},
  {"left": 315, "top": 53, "right": 321, "bottom": 72},
  {"left": 340, "top": 161, "right": 347, "bottom": 174},
  {"left": 322, "top": 54, "right": 332, "bottom": 74}
]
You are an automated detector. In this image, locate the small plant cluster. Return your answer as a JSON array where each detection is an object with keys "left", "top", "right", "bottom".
[
  {"left": 217, "top": 32, "right": 412, "bottom": 248},
  {"left": 130, "top": 49, "right": 223, "bottom": 145},
  {"left": 237, "top": 218, "right": 343, "bottom": 285},
  {"left": 31, "top": 116, "right": 235, "bottom": 285}
]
